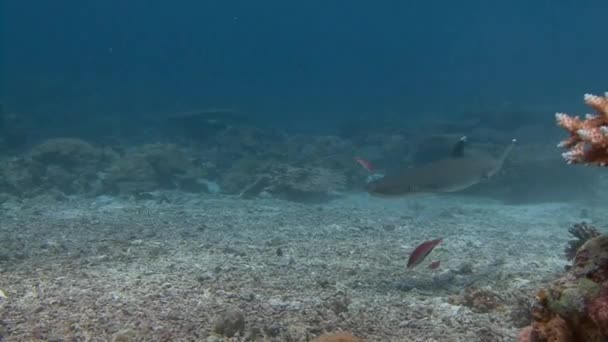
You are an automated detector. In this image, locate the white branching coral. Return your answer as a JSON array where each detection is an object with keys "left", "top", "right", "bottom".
[{"left": 556, "top": 92, "right": 608, "bottom": 166}]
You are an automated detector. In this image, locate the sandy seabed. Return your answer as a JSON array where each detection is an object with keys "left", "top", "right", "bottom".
[{"left": 0, "top": 191, "right": 596, "bottom": 341}]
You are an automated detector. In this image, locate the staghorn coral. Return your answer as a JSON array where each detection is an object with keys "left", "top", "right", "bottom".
[
  {"left": 518, "top": 234, "right": 608, "bottom": 342},
  {"left": 565, "top": 222, "right": 600, "bottom": 262},
  {"left": 556, "top": 92, "right": 608, "bottom": 165}
]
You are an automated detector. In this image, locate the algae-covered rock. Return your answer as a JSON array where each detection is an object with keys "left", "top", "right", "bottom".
[
  {"left": 572, "top": 235, "right": 608, "bottom": 282},
  {"left": 547, "top": 278, "right": 600, "bottom": 319},
  {"left": 518, "top": 235, "right": 608, "bottom": 342}
]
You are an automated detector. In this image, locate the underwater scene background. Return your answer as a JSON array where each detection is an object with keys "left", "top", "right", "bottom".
[{"left": 2, "top": 1, "right": 608, "bottom": 341}]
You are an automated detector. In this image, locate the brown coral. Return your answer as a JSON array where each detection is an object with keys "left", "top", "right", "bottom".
[
  {"left": 588, "top": 283, "right": 608, "bottom": 336},
  {"left": 517, "top": 326, "right": 533, "bottom": 342},
  {"left": 308, "top": 332, "right": 364, "bottom": 342},
  {"left": 556, "top": 92, "right": 608, "bottom": 165},
  {"left": 518, "top": 235, "right": 608, "bottom": 341},
  {"left": 532, "top": 315, "right": 573, "bottom": 342}
]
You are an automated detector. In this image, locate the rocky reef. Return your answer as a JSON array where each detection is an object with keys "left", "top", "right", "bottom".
[
  {"left": 517, "top": 233, "right": 608, "bottom": 341},
  {"left": 0, "top": 104, "right": 600, "bottom": 205},
  {"left": 0, "top": 138, "right": 115, "bottom": 197},
  {"left": 0, "top": 139, "right": 209, "bottom": 198},
  {"left": 0, "top": 133, "right": 355, "bottom": 203}
]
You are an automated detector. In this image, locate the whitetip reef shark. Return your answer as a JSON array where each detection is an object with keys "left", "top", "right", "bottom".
[{"left": 365, "top": 136, "right": 516, "bottom": 196}]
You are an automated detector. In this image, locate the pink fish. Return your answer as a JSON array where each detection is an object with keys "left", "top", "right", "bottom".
[
  {"left": 354, "top": 157, "right": 375, "bottom": 172},
  {"left": 407, "top": 238, "right": 443, "bottom": 268},
  {"left": 428, "top": 260, "right": 441, "bottom": 270}
]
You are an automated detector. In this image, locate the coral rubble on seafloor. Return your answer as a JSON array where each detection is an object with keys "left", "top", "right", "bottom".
[
  {"left": 517, "top": 234, "right": 608, "bottom": 341},
  {"left": 556, "top": 92, "right": 608, "bottom": 165}
]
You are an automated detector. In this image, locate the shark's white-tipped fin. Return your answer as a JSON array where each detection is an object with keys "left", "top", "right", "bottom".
[{"left": 451, "top": 136, "right": 468, "bottom": 158}]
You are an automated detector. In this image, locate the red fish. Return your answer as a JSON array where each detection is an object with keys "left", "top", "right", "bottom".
[
  {"left": 354, "top": 157, "right": 375, "bottom": 172},
  {"left": 407, "top": 238, "right": 443, "bottom": 268},
  {"left": 428, "top": 260, "right": 441, "bottom": 270}
]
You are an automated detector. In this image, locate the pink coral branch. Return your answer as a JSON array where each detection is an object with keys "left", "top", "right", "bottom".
[{"left": 556, "top": 92, "right": 608, "bottom": 166}]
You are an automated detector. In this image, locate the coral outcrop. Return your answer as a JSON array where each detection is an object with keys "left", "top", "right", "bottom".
[
  {"left": 556, "top": 92, "right": 608, "bottom": 165},
  {"left": 517, "top": 234, "right": 608, "bottom": 341},
  {"left": 103, "top": 144, "right": 206, "bottom": 195},
  {"left": 0, "top": 138, "right": 115, "bottom": 196}
]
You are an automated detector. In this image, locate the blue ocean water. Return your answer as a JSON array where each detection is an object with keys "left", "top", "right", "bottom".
[
  {"left": 2, "top": 1, "right": 608, "bottom": 341},
  {"left": 4, "top": 1, "right": 607, "bottom": 134}
]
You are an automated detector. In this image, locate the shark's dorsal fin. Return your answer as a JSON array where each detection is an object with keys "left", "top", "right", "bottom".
[{"left": 451, "top": 136, "right": 467, "bottom": 158}]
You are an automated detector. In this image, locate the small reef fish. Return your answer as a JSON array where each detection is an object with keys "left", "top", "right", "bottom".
[
  {"left": 354, "top": 157, "right": 375, "bottom": 172},
  {"left": 428, "top": 260, "right": 441, "bottom": 270},
  {"left": 407, "top": 238, "right": 443, "bottom": 268},
  {"left": 366, "top": 136, "right": 517, "bottom": 196},
  {"left": 0, "top": 289, "right": 6, "bottom": 299}
]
